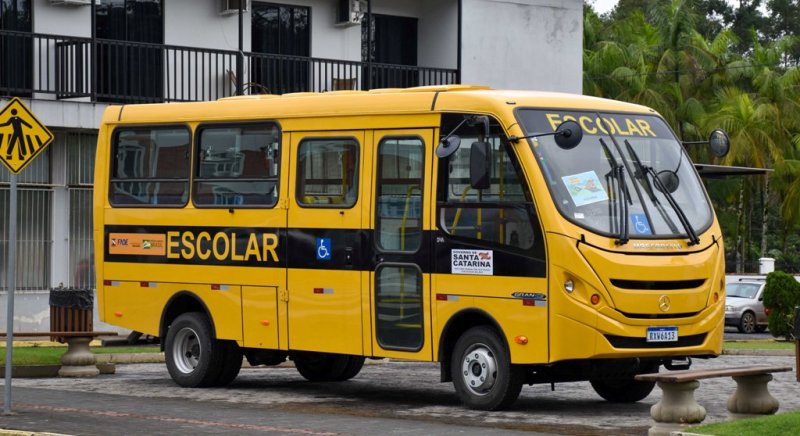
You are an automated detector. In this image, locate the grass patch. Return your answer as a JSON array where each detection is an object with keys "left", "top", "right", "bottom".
[
  {"left": 723, "top": 340, "right": 795, "bottom": 350},
  {"left": 689, "top": 411, "right": 800, "bottom": 435},
  {"left": 1, "top": 345, "right": 160, "bottom": 366}
]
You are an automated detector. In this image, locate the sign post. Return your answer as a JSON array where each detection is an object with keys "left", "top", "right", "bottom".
[{"left": 1, "top": 98, "right": 54, "bottom": 414}]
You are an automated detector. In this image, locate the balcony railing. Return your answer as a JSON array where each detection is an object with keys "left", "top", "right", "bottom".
[{"left": 0, "top": 30, "right": 458, "bottom": 103}]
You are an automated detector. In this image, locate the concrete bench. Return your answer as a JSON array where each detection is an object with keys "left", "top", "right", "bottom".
[
  {"left": 635, "top": 365, "right": 793, "bottom": 436},
  {"left": 1, "top": 331, "right": 118, "bottom": 378}
]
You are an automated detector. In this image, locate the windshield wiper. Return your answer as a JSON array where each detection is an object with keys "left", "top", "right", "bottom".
[
  {"left": 599, "top": 138, "right": 629, "bottom": 245},
  {"left": 624, "top": 140, "right": 700, "bottom": 246}
]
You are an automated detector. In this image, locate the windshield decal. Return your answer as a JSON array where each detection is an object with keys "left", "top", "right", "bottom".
[
  {"left": 630, "top": 213, "right": 653, "bottom": 235},
  {"left": 561, "top": 170, "right": 608, "bottom": 207}
]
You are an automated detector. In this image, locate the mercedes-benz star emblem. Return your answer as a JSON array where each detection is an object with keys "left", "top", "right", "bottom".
[{"left": 658, "top": 295, "right": 671, "bottom": 312}]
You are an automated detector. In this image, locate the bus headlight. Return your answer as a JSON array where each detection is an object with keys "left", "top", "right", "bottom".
[{"left": 564, "top": 279, "right": 574, "bottom": 293}]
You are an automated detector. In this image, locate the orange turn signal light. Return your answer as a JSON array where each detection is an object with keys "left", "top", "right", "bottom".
[
  {"left": 260, "top": 320, "right": 270, "bottom": 326},
  {"left": 114, "top": 311, "right": 123, "bottom": 317},
  {"left": 590, "top": 294, "right": 600, "bottom": 305},
  {"left": 713, "top": 292, "right": 719, "bottom": 303},
  {"left": 514, "top": 336, "right": 528, "bottom": 345}
]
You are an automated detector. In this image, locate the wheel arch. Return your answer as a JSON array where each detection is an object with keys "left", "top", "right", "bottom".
[
  {"left": 159, "top": 291, "right": 216, "bottom": 351},
  {"left": 437, "top": 308, "right": 508, "bottom": 383}
]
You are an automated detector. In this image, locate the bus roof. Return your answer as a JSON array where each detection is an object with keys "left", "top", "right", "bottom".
[{"left": 105, "top": 85, "right": 655, "bottom": 124}]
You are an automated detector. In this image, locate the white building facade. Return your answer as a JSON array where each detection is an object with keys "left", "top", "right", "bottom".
[{"left": 0, "top": 0, "right": 582, "bottom": 331}]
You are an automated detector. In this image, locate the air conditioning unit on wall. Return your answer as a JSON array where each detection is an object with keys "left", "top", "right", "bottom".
[
  {"left": 50, "top": 0, "right": 91, "bottom": 6},
  {"left": 220, "top": 0, "right": 249, "bottom": 16},
  {"left": 336, "top": 0, "right": 367, "bottom": 27}
]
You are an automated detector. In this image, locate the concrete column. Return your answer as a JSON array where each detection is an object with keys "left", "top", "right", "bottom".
[
  {"left": 727, "top": 374, "right": 780, "bottom": 419},
  {"left": 648, "top": 380, "right": 706, "bottom": 436}
]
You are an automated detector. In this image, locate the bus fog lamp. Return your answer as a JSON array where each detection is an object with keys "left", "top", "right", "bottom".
[{"left": 564, "top": 279, "right": 574, "bottom": 293}]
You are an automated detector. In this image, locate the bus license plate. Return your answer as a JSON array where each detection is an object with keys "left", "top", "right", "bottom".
[{"left": 646, "top": 327, "right": 678, "bottom": 343}]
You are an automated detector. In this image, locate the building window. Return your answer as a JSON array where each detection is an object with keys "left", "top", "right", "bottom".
[
  {"left": 0, "top": 0, "right": 32, "bottom": 96},
  {"left": 362, "top": 14, "right": 418, "bottom": 88},
  {"left": 296, "top": 138, "right": 358, "bottom": 208},
  {"left": 96, "top": 0, "right": 164, "bottom": 102},
  {"left": 1, "top": 145, "right": 51, "bottom": 292},
  {"left": 109, "top": 126, "right": 190, "bottom": 206},
  {"left": 251, "top": 2, "right": 310, "bottom": 94},
  {"left": 194, "top": 123, "right": 280, "bottom": 207},
  {"left": 66, "top": 132, "right": 97, "bottom": 289}
]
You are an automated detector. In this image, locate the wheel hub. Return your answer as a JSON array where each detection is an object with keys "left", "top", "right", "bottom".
[
  {"left": 461, "top": 345, "right": 497, "bottom": 396},
  {"left": 173, "top": 327, "right": 201, "bottom": 374}
]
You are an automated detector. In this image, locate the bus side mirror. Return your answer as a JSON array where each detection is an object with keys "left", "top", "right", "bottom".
[
  {"left": 470, "top": 141, "right": 491, "bottom": 190},
  {"left": 554, "top": 120, "right": 583, "bottom": 149},
  {"left": 708, "top": 129, "right": 730, "bottom": 158}
]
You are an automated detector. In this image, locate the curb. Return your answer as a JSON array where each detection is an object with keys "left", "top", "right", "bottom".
[{"left": 722, "top": 348, "right": 795, "bottom": 356}]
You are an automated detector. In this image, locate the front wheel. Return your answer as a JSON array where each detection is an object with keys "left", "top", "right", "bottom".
[
  {"left": 164, "top": 312, "right": 225, "bottom": 387},
  {"left": 451, "top": 326, "right": 523, "bottom": 410},
  {"left": 738, "top": 312, "right": 756, "bottom": 333}
]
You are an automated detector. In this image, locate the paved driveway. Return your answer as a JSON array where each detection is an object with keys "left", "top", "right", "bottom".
[{"left": 2, "top": 354, "right": 797, "bottom": 435}]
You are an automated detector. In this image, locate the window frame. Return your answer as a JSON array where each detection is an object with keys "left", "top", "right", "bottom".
[
  {"left": 435, "top": 114, "right": 541, "bottom": 254},
  {"left": 295, "top": 136, "right": 360, "bottom": 210},
  {"left": 374, "top": 135, "right": 425, "bottom": 255},
  {"left": 191, "top": 120, "right": 282, "bottom": 209},
  {"left": 108, "top": 123, "right": 192, "bottom": 208},
  {"left": 374, "top": 262, "right": 425, "bottom": 352}
]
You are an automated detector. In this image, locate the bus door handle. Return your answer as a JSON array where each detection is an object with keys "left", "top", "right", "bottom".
[{"left": 345, "top": 247, "right": 354, "bottom": 267}]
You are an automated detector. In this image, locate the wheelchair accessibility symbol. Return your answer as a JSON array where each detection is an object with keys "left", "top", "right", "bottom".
[
  {"left": 630, "top": 213, "right": 652, "bottom": 235},
  {"left": 316, "top": 238, "right": 332, "bottom": 261}
]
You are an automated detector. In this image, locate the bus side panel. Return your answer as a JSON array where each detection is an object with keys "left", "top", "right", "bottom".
[
  {"left": 432, "top": 274, "right": 549, "bottom": 364},
  {"left": 286, "top": 269, "right": 362, "bottom": 355},
  {"left": 102, "top": 279, "right": 244, "bottom": 342},
  {"left": 102, "top": 280, "right": 172, "bottom": 337},
  {"left": 474, "top": 295, "right": 548, "bottom": 364},
  {"left": 94, "top": 122, "right": 113, "bottom": 324},
  {"left": 242, "top": 286, "right": 279, "bottom": 349}
]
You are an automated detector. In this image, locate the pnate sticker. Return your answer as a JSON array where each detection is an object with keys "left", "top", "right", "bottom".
[
  {"left": 630, "top": 213, "right": 652, "bottom": 235},
  {"left": 451, "top": 249, "right": 493, "bottom": 276},
  {"left": 316, "top": 237, "right": 332, "bottom": 261},
  {"left": 561, "top": 170, "right": 608, "bottom": 207}
]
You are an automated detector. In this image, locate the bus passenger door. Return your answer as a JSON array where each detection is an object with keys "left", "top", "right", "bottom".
[
  {"left": 287, "top": 131, "right": 365, "bottom": 355},
  {"left": 368, "top": 130, "right": 434, "bottom": 361}
]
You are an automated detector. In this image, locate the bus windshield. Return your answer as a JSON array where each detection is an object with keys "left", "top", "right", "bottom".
[{"left": 516, "top": 109, "right": 712, "bottom": 242}]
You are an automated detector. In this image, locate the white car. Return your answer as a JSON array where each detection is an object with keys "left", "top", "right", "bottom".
[{"left": 724, "top": 279, "right": 768, "bottom": 334}]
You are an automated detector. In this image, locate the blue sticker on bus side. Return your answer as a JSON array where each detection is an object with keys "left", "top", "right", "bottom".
[
  {"left": 316, "top": 237, "right": 332, "bottom": 261},
  {"left": 630, "top": 213, "right": 652, "bottom": 235}
]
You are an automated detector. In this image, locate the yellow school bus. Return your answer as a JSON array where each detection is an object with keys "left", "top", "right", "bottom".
[{"left": 94, "top": 85, "right": 729, "bottom": 410}]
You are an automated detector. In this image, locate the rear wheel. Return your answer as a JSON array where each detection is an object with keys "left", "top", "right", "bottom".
[
  {"left": 165, "top": 312, "right": 225, "bottom": 387},
  {"left": 738, "top": 312, "right": 756, "bottom": 333},
  {"left": 451, "top": 326, "right": 523, "bottom": 410},
  {"left": 293, "top": 352, "right": 359, "bottom": 382},
  {"left": 212, "top": 340, "right": 243, "bottom": 386}
]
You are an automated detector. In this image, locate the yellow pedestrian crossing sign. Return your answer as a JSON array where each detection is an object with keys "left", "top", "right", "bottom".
[{"left": 0, "top": 98, "right": 54, "bottom": 174}]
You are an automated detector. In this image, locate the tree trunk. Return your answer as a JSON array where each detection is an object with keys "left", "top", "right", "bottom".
[{"left": 736, "top": 180, "right": 745, "bottom": 273}]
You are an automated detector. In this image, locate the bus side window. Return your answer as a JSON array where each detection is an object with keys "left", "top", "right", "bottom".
[
  {"left": 109, "top": 126, "right": 190, "bottom": 207},
  {"left": 296, "top": 138, "right": 359, "bottom": 208},
  {"left": 437, "top": 114, "right": 538, "bottom": 251},
  {"left": 193, "top": 122, "right": 280, "bottom": 208}
]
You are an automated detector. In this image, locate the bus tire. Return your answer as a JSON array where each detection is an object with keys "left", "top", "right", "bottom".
[
  {"left": 590, "top": 374, "right": 656, "bottom": 403},
  {"left": 293, "top": 352, "right": 350, "bottom": 382},
  {"left": 333, "top": 356, "right": 365, "bottom": 381},
  {"left": 212, "top": 340, "right": 243, "bottom": 387},
  {"left": 165, "top": 312, "right": 224, "bottom": 388},
  {"left": 451, "top": 326, "right": 523, "bottom": 410}
]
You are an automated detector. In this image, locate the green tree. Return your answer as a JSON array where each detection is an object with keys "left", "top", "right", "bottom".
[{"left": 762, "top": 271, "right": 800, "bottom": 339}]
